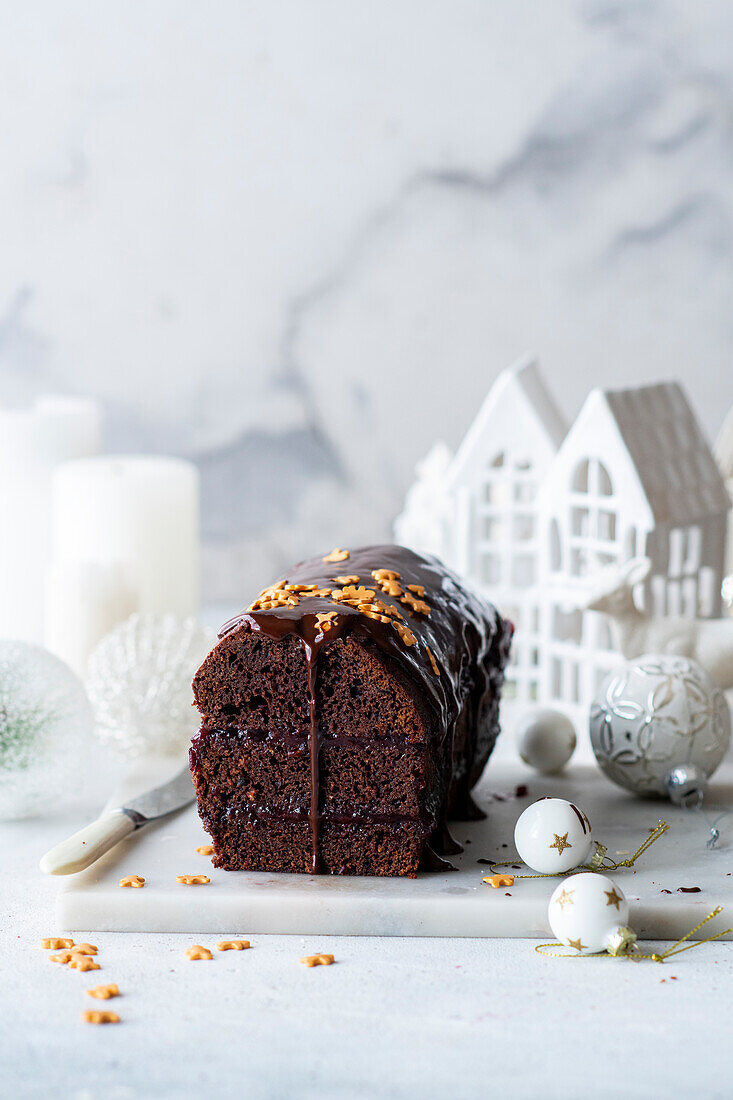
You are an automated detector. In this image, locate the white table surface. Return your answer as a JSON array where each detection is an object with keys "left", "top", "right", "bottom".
[{"left": 4, "top": 738, "right": 733, "bottom": 1100}]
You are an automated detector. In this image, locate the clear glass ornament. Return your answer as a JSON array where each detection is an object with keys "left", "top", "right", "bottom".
[
  {"left": 86, "top": 614, "right": 215, "bottom": 759},
  {"left": 0, "top": 640, "right": 94, "bottom": 820}
]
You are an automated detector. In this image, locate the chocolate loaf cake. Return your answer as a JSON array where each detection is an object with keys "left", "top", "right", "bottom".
[{"left": 190, "top": 545, "right": 511, "bottom": 876}]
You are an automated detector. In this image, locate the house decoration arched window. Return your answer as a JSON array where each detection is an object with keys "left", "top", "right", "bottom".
[
  {"left": 476, "top": 451, "right": 538, "bottom": 588},
  {"left": 568, "top": 458, "right": 618, "bottom": 578}
]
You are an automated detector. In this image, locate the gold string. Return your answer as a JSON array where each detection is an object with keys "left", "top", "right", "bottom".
[
  {"left": 601, "top": 821, "right": 669, "bottom": 871},
  {"left": 636, "top": 907, "right": 731, "bottom": 962},
  {"left": 487, "top": 820, "right": 669, "bottom": 880},
  {"left": 535, "top": 907, "right": 731, "bottom": 962}
]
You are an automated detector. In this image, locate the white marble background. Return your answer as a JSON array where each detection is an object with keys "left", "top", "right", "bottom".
[{"left": 2, "top": 0, "right": 733, "bottom": 602}]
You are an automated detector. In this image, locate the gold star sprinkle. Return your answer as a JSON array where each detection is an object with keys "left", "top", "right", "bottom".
[
  {"left": 322, "top": 548, "right": 349, "bottom": 563},
  {"left": 555, "top": 889, "right": 575, "bottom": 911},
  {"left": 394, "top": 622, "right": 417, "bottom": 647},
  {"left": 567, "top": 937, "right": 587, "bottom": 953},
  {"left": 605, "top": 887, "right": 623, "bottom": 910},
  {"left": 549, "top": 832, "right": 572, "bottom": 856}
]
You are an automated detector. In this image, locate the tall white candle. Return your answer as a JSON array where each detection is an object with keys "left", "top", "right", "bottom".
[
  {"left": 44, "top": 561, "right": 139, "bottom": 677},
  {"left": 51, "top": 455, "right": 200, "bottom": 619},
  {"left": 0, "top": 396, "right": 101, "bottom": 642}
]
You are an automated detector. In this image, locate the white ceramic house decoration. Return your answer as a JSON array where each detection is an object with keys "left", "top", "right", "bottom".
[
  {"left": 395, "top": 361, "right": 730, "bottom": 724},
  {"left": 714, "top": 403, "right": 733, "bottom": 612},
  {"left": 537, "top": 382, "right": 728, "bottom": 720}
]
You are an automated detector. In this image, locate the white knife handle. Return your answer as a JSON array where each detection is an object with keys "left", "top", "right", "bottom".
[{"left": 39, "top": 810, "right": 137, "bottom": 876}]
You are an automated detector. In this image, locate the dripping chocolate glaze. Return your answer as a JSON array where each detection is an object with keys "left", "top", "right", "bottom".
[{"left": 218, "top": 545, "right": 510, "bottom": 875}]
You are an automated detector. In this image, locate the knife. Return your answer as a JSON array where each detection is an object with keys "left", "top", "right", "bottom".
[{"left": 39, "top": 765, "right": 196, "bottom": 876}]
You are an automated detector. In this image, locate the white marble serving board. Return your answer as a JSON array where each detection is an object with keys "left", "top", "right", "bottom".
[{"left": 57, "top": 756, "right": 733, "bottom": 939}]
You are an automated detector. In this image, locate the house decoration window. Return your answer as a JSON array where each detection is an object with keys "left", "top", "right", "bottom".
[
  {"left": 475, "top": 451, "right": 538, "bottom": 593},
  {"left": 567, "top": 458, "right": 618, "bottom": 578}
]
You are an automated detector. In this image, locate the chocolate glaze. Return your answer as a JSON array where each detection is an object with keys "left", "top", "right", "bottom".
[{"left": 216, "top": 544, "right": 509, "bottom": 875}]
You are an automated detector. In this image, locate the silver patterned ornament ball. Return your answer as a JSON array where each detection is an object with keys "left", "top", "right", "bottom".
[
  {"left": 589, "top": 655, "right": 730, "bottom": 798},
  {"left": 86, "top": 614, "right": 216, "bottom": 759}
]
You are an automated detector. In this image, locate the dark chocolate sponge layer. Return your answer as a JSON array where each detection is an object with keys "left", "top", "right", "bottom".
[{"left": 191, "top": 545, "right": 511, "bottom": 876}]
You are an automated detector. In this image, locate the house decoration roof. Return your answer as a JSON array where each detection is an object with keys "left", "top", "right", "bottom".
[
  {"left": 602, "top": 382, "right": 730, "bottom": 526},
  {"left": 446, "top": 355, "right": 567, "bottom": 488},
  {"left": 714, "top": 403, "right": 733, "bottom": 480}
]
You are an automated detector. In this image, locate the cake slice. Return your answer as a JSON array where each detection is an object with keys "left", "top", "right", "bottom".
[{"left": 190, "top": 545, "right": 511, "bottom": 876}]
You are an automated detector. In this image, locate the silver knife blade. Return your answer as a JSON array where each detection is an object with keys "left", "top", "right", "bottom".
[{"left": 116, "top": 764, "right": 195, "bottom": 826}]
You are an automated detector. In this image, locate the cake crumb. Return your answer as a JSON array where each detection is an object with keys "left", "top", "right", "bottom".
[
  {"left": 323, "top": 548, "right": 349, "bottom": 563},
  {"left": 87, "top": 984, "right": 119, "bottom": 1000},
  {"left": 300, "top": 953, "right": 335, "bottom": 967},
  {"left": 196, "top": 845, "right": 214, "bottom": 855},
  {"left": 483, "top": 874, "right": 515, "bottom": 888},
  {"left": 185, "top": 945, "right": 213, "bottom": 961},
  {"left": 42, "top": 938, "right": 74, "bottom": 950},
  {"left": 217, "top": 940, "right": 251, "bottom": 951},
  {"left": 177, "top": 875, "right": 210, "bottom": 885},
  {"left": 119, "top": 875, "right": 145, "bottom": 888},
  {"left": 82, "top": 1010, "right": 119, "bottom": 1025}
]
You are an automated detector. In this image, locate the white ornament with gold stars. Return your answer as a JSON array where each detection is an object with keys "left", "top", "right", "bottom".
[
  {"left": 548, "top": 872, "right": 632, "bottom": 955},
  {"left": 514, "top": 797, "right": 594, "bottom": 874}
]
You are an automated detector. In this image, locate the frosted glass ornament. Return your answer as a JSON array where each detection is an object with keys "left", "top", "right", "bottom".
[
  {"left": 589, "top": 655, "right": 731, "bottom": 798},
  {"left": 548, "top": 873, "right": 632, "bottom": 955},
  {"left": 0, "top": 640, "right": 94, "bottom": 820},
  {"left": 515, "top": 708, "right": 576, "bottom": 774},
  {"left": 514, "top": 797, "right": 595, "bottom": 874},
  {"left": 86, "top": 614, "right": 215, "bottom": 758}
]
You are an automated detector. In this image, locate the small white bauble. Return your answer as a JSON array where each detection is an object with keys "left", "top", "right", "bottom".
[
  {"left": 549, "top": 872, "right": 630, "bottom": 955},
  {"left": 515, "top": 708, "right": 576, "bottom": 775},
  {"left": 514, "top": 797, "right": 593, "bottom": 873},
  {"left": 590, "top": 655, "right": 731, "bottom": 797}
]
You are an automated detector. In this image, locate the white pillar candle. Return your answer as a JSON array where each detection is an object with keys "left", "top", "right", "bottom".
[
  {"left": 44, "top": 561, "right": 139, "bottom": 676},
  {"left": 0, "top": 396, "right": 101, "bottom": 642},
  {"left": 51, "top": 455, "right": 200, "bottom": 619}
]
